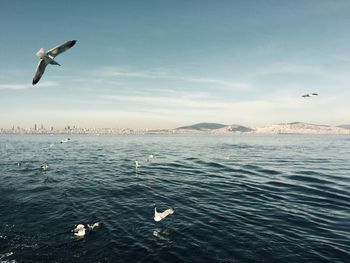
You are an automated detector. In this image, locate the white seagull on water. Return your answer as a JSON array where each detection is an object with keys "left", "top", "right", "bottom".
[
  {"left": 73, "top": 224, "right": 86, "bottom": 237},
  {"left": 73, "top": 221, "right": 102, "bottom": 237},
  {"left": 154, "top": 207, "right": 175, "bottom": 222},
  {"left": 60, "top": 138, "right": 70, "bottom": 144},
  {"left": 40, "top": 163, "right": 49, "bottom": 171},
  {"left": 147, "top": 154, "right": 154, "bottom": 162},
  {"left": 135, "top": 160, "right": 141, "bottom": 169},
  {"left": 87, "top": 221, "right": 101, "bottom": 230},
  {"left": 32, "top": 40, "right": 77, "bottom": 85}
]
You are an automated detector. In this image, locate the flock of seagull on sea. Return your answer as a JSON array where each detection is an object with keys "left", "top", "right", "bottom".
[
  {"left": 34, "top": 137, "right": 174, "bottom": 238},
  {"left": 29, "top": 39, "right": 319, "bottom": 237}
]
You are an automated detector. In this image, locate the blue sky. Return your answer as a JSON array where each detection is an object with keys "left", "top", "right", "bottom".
[{"left": 1, "top": 0, "right": 350, "bottom": 129}]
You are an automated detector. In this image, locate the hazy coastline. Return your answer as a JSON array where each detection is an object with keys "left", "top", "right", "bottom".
[{"left": 1, "top": 122, "right": 350, "bottom": 135}]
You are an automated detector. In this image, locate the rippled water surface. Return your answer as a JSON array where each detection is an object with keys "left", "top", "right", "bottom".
[{"left": 1, "top": 134, "right": 350, "bottom": 262}]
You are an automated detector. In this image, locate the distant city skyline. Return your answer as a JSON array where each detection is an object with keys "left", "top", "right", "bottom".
[{"left": 1, "top": 1, "right": 350, "bottom": 128}]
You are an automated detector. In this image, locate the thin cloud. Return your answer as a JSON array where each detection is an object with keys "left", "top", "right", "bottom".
[
  {"left": 0, "top": 83, "right": 33, "bottom": 90},
  {"left": 0, "top": 81, "right": 59, "bottom": 90},
  {"left": 183, "top": 76, "right": 251, "bottom": 90},
  {"left": 96, "top": 67, "right": 252, "bottom": 90},
  {"left": 102, "top": 94, "right": 220, "bottom": 109},
  {"left": 101, "top": 94, "right": 297, "bottom": 113},
  {"left": 259, "top": 62, "right": 324, "bottom": 75}
]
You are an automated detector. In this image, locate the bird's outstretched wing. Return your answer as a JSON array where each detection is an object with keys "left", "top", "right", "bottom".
[
  {"left": 160, "top": 208, "right": 174, "bottom": 218},
  {"left": 155, "top": 208, "right": 174, "bottom": 221},
  {"left": 47, "top": 40, "right": 77, "bottom": 58},
  {"left": 32, "top": 59, "right": 49, "bottom": 85}
]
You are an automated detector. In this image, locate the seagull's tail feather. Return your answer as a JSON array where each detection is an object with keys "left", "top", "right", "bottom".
[{"left": 49, "top": 59, "right": 61, "bottom": 66}]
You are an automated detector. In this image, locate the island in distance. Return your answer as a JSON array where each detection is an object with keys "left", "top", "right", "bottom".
[
  {"left": 174, "top": 122, "right": 350, "bottom": 135},
  {"left": 253, "top": 122, "right": 350, "bottom": 135},
  {"left": 176, "top": 122, "right": 254, "bottom": 133}
]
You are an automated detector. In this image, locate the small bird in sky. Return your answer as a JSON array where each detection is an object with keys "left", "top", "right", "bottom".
[
  {"left": 32, "top": 40, "right": 77, "bottom": 85},
  {"left": 302, "top": 93, "right": 318, "bottom": 98}
]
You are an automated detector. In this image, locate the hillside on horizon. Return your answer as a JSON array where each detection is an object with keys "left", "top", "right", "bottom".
[
  {"left": 176, "top": 122, "right": 227, "bottom": 130},
  {"left": 173, "top": 121, "right": 350, "bottom": 135},
  {"left": 176, "top": 122, "right": 254, "bottom": 132}
]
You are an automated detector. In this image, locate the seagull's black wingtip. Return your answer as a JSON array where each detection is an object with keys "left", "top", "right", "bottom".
[{"left": 71, "top": 40, "right": 77, "bottom": 46}]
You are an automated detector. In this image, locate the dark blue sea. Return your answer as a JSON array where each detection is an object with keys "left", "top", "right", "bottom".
[{"left": 0, "top": 134, "right": 349, "bottom": 263}]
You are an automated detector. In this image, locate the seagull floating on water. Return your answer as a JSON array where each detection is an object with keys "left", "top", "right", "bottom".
[
  {"left": 302, "top": 93, "right": 318, "bottom": 98},
  {"left": 40, "top": 163, "right": 49, "bottom": 171},
  {"left": 147, "top": 154, "right": 154, "bottom": 162},
  {"left": 154, "top": 207, "right": 175, "bottom": 222},
  {"left": 73, "top": 221, "right": 102, "bottom": 237},
  {"left": 32, "top": 40, "right": 77, "bottom": 85},
  {"left": 87, "top": 221, "right": 102, "bottom": 230},
  {"left": 60, "top": 138, "right": 70, "bottom": 144},
  {"left": 135, "top": 160, "right": 141, "bottom": 169},
  {"left": 73, "top": 224, "right": 86, "bottom": 237}
]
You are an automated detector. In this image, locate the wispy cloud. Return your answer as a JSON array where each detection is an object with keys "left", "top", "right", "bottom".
[
  {"left": 0, "top": 83, "right": 33, "bottom": 90},
  {"left": 0, "top": 81, "right": 59, "bottom": 90},
  {"left": 102, "top": 94, "right": 222, "bottom": 109},
  {"left": 183, "top": 76, "right": 251, "bottom": 90},
  {"left": 96, "top": 67, "right": 252, "bottom": 90},
  {"left": 101, "top": 93, "right": 308, "bottom": 113},
  {"left": 259, "top": 62, "right": 324, "bottom": 75}
]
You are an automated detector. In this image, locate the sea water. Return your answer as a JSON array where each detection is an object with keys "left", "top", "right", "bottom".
[{"left": 0, "top": 134, "right": 349, "bottom": 262}]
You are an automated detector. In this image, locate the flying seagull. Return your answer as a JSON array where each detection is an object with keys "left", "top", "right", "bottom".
[
  {"left": 32, "top": 40, "right": 77, "bottom": 85},
  {"left": 302, "top": 93, "right": 318, "bottom": 98},
  {"left": 154, "top": 207, "right": 175, "bottom": 222}
]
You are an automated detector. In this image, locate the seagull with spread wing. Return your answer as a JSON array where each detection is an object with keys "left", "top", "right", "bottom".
[
  {"left": 32, "top": 40, "right": 77, "bottom": 85},
  {"left": 302, "top": 93, "right": 318, "bottom": 98},
  {"left": 154, "top": 207, "right": 175, "bottom": 222}
]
